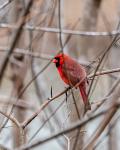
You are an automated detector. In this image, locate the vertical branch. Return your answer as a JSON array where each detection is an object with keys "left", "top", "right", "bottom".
[{"left": 58, "top": 0, "right": 63, "bottom": 51}]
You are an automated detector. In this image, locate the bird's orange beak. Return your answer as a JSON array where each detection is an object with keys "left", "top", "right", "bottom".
[{"left": 52, "top": 59, "right": 58, "bottom": 63}]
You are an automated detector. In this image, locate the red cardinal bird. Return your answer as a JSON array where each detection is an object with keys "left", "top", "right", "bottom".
[{"left": 53, "top": 53, "right": 91, "bottom": 110}]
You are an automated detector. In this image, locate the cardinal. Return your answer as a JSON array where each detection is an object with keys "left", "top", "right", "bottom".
[{"left": 53, "top": 53, "right": 91, "bottom": 111}]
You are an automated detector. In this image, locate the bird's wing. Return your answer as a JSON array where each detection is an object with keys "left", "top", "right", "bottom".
[{"left": 62, "top": 62, "right": 86, "bottom": 85}]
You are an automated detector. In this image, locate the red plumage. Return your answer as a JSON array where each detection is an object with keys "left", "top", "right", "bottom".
[{"left": 53, "top": 53, "right": 91, "bottom": 110}]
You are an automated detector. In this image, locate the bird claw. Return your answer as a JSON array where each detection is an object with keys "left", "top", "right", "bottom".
[
  {"left": 85, "top": 103, "right": 91, "bottom": 112},
  {"left": 48, "top": 97, "right": 52, "bottom": 101}
]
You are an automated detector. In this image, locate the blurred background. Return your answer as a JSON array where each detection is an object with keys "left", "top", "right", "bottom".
[{"left": 0, "top": 0, "right": 120, "bottom": 150}]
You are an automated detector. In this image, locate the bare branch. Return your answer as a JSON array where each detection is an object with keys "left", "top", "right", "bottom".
[
  {"left": 88, "top": 67, "right": 120, "bottom": 79},
  {"left": 18, "top": 67, "right": 120, "bottom": 129},
  {"left": 0, "top": 95, "right": 35, "bottom": 110},
  {"left": 0, "top": 23, "right": 120, "bottom": 36},
  {"left": 0, "top": 46, "right": 52, "bottom": 60}
]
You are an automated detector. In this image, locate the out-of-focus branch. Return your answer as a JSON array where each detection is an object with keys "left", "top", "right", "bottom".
[
  {"left": 0, "top": 46, "right": 52, "bottom": 60},
  {"left": 0, "top": 95, "right": 35, "bottom": 110},
  {"left": 94, "top": 114, "right": 120, "bottom": 149},
  {"left": 0, "top": 0, "right": 33, "bottom": 84},
  {"left": 0, "top": 144, "right": 10, "bottom": 150},
  {"left": 0, "top": 23, "right": 120, "bottom": 36},
  {"left": 0, "top": 0, "right": 14, "bottom": 10},
  {"left": 83, "top": 107, "right": 117, "bottom": 150}
]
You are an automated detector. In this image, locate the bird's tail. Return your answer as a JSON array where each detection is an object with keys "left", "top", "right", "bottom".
[{"left": 79, "top": 83, "right": 91, "bottom": 111}]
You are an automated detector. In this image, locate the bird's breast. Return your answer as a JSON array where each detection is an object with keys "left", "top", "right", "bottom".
[{"left": 57, "top": 66, "right": 69, "bottom": 85}]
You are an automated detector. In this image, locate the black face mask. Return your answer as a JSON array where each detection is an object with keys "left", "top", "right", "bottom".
[{"left": 55, "top": 57, "right": 60, "bottom": 67}]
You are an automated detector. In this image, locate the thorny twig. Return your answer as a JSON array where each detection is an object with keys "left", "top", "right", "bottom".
[{"left": 19, "top": 67, "right": 120, "bottom": 129}]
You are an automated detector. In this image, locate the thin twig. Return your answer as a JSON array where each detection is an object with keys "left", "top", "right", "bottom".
[
  {"left": 28, "top": 96, "right": 66, "bottom": 142},
  {"left": 21, "top": 100, "right": 51, "bottom": 129},
  {"left": 88, "top": 67, "right": 120, "bottom": 79}
]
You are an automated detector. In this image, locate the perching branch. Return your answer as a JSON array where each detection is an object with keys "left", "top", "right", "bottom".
[{"left": 18, "top": 67, "right": 120, "bottom": 129}]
